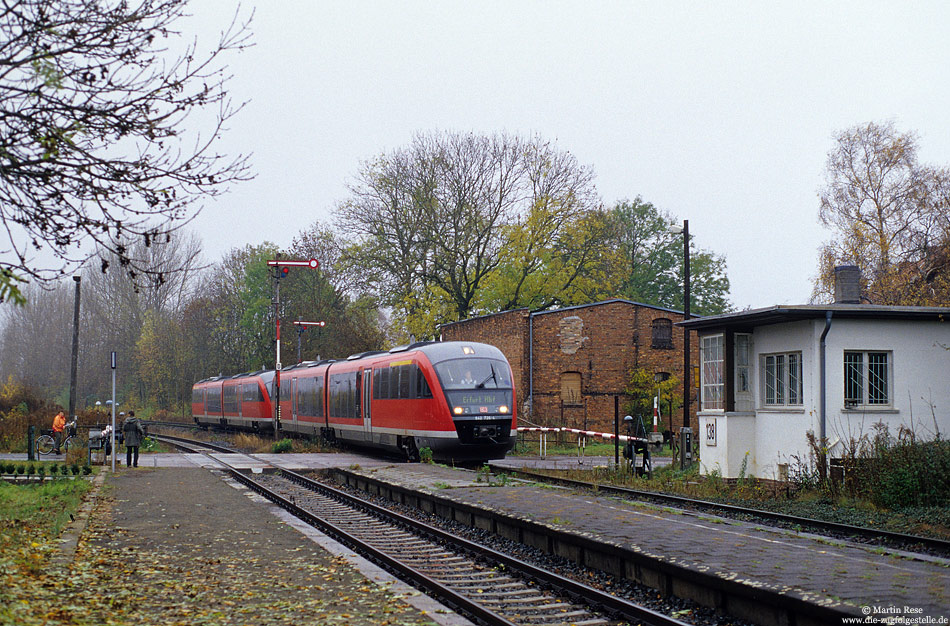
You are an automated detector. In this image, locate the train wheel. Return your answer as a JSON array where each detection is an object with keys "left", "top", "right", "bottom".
[{"left": 402, "top": 437, "right": 420, "bottom": 463}]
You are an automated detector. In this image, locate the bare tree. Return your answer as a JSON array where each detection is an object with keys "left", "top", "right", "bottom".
[
  {"left": 0, "top": 282, "right": 73, "bottom": 393},
  {"left": 816, "top": 121, "right": 950, "bottom": 304},
  {"left": 0, "top": 0, "right": 252, "bottom": 305}
]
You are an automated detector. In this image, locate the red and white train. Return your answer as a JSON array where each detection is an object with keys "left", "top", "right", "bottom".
[{"left": 191, "top": 341, "right": 517, "bottom": 462}]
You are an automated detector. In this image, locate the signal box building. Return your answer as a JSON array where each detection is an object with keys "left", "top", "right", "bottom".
[
  {"left": 439, "top": 299, "right": 697, "bottom": 435},
  {"left": 679, "top": 268, "right": 950, "bottom": 479}
]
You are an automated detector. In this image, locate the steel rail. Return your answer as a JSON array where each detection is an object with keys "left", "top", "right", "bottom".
[
  {"left": 226, "top": 468, "right": 525, "bottom": 626},
  {"left": 152, "top": 433, "right": 236, "bottom": 455},
  {"left": 502, "top": 467, "right": 950, "bottom": 554},
  {"left": 155, "top": 435, "right": 520, "bottom": 626},
  {"left": 156, "top": 433, "right": 688, "bottom": 626}
]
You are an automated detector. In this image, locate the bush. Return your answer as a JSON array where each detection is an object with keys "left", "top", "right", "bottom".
[
  {"left": 271, "top": 438, "right": 293, "bottom": 454},
  {"left": 16, "top": 464, "right": 25, "bottom": 475},
  {"left": 26, "top": 464, "right": 34, "bottom": 475},
  {"left": 4, "top": 462, "right": 14, "bottom": 474},
  {"left": 37, "top": 465, "right": 45, "bottom": 477},
  {"left": 419, "top": 447, "right": 433, "bottom": 464},
  {"left": 831, "top": 423, "right": 950, "bottom": 509},
  {"left": 70, "top": 464, "right": 80, "bottom": 475},
  {"left": 82, "top": 465, "right": 92, "bottom": 475}
]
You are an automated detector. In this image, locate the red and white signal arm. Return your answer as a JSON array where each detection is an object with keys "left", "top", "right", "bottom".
[{"left": 267, "top": 258, "right": 320, "bottom": 269}]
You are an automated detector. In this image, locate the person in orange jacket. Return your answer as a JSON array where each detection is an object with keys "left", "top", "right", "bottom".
[{"left": 52, "top": 411, "right": 66, "bottom": 454}]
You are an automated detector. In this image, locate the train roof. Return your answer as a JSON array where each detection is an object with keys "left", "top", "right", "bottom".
[
  {"left": 194, "top": 341, "right": 508, "bottom": 384},
  {"left": 386, "top": 340, "right": 507, "bottom": 364}
]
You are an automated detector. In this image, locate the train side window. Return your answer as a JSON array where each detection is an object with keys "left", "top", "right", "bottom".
[
  {"left": 399, "top": 364, "right": 412, "bottom": 398},
  {"left": 223, "top": 386, "right": 239, "bottom": 413},
  {"left": 297, "top": 377, "right": 317, "bottom": 416},
  {"left": 373, "top": 368, "right": 380, "bottom": 400},
  {"left": 379, "top": 367, "right": 390, "bottom": 399},
  {"left": 416, "top": 366, "right": 432, "bottom": 398},
  {"left": 207, "top": 387, "right": 222, "bottom": 413},
  {"left": 329, "top": 375, "right": 342, "bottom": 418}
]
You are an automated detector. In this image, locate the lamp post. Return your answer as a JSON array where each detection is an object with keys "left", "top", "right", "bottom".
[
  {"left": 670, "top": 220, "right": 691, "bottom": 469},
  {"left": 68, "top": 276, "right": 81, "bottom": 421}
]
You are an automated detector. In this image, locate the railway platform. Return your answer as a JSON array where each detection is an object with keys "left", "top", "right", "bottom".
[
  {"left": 72, "top": 459, "right": 467, "bottom": 626},
  {"left": 341, "top": 461, "right": 950, "bottom": 626}
]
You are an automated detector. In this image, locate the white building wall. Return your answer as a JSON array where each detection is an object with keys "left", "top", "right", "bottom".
[
  {"left": 698, "top": 317, "right": 950, "bottom": 479},
  {"left": 822, "top": 319, "right": 950, "bottom": 454}
]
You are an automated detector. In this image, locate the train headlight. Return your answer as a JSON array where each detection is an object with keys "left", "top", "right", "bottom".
[
  {"left": 453, "top": 406, "right": 464, "bottom": 415},
  {"left": 498, "top": 405, "right": 509, "bottom": 414}
]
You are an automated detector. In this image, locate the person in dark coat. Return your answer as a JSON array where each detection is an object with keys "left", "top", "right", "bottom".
[{"left": 122, "top": 410, "right": 146, "bottom": 468}]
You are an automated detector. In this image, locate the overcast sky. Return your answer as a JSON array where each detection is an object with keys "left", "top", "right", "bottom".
[{"left": 184, "top": 1, "right": 950, "bottom": 311}]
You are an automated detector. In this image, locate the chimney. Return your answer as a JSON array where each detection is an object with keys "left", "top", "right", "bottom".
[{"left": 833, "top": 265, "right": 861, "bottom": 304}]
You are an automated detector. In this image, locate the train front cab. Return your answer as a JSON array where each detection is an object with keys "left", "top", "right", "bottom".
[{"left": 423, "top": 344, "right": 517, "bottom": 462}]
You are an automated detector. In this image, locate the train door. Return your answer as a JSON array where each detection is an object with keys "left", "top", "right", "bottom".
[
  {"left": 237, "top": 384, "right": 243, "bottom": 423},
  {"left": 361, "top": 367, "right": 372, "bottom": 438},
  {"left": 291, "top": 377, "right": 299, "bottom": 431}
]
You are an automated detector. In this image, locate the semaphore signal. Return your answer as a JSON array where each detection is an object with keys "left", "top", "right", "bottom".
[{"left": 267, "top": 256, "right": 319, "bottom": 439}]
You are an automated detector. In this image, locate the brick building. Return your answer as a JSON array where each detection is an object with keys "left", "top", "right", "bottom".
[{"left": 439, "top": 299, "right": 698, "bottom": 435}]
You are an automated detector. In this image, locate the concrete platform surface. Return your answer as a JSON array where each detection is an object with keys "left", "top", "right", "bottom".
[
  {"left": 348, "top": 463, "right": 950, "bottom": 623},
  {"left": 81, "top": 464, "right": 467, "bottom": 626}
]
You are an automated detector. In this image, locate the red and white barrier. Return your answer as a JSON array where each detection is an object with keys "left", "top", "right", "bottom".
[{"left": 516, "top": 426, "right": 645, "bottom": 457}]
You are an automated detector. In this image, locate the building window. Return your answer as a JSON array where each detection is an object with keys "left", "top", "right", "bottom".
[
  {"left": 844, "top": 351, "right": 890, "bottom": 407},
  {"left": 651, "top": 318, "right": 674, "bottom": 349},
  {"left": 560, "top": 372, "right": 582, "bottom": 406},
  {"left": 761, "top": 352, "right": 802, "bottom": 406},
  {"left": 735, "top": 333, "right": 751, "bottom": 394},
  {"left": 700, "top": 334, "right": 724, "bottom": 410}
]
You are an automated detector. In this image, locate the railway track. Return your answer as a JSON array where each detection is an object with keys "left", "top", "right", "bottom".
[
  {"left": 499, "top": 466, "right": 950, "bottom": 556},
  {"left": 152, "top": 434, "right": 690, "bottom": 626}
]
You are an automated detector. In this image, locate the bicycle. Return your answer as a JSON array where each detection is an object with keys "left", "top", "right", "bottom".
[{"left": 36, "top": 419, "right": 77, "bottom": 456}]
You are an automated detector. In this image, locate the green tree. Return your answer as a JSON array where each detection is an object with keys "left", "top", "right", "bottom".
[
  {"left": 196, "top": 243, "right": 279, "bottom": 377},
  {"left": 624, "top": 368, "right": 680, "bottom": 433},
  {"left": 608, "top": 198, "right": 731, "bottom": 315},
  {"left": 135, "top": 310, "right": 188, "bottom": 410},
  {"left": 477, "top": 203, "right": 616, "bottom": 313},
  {"left": 816, "top": 121, "right": 950, "bottom": 304},
  {"left": 283, "top": 222, "right": 385, "bottom": 359},
  {"left": 0, "top": 0, "right": 252, "bottom": 305},
  {"left": 338, "top": 131, "right": 605, "bottom": 337}
]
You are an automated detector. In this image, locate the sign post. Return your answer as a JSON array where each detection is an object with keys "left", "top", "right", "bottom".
[
  {"left": 110, "top": 351, "right": 116, "bottom": 472},
  {"left": 266, "top": 257, "right": 319, "bottom": 440}
]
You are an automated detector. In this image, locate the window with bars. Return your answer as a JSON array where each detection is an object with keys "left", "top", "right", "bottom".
[
  {"left": 651, "top": 318, "right": 674, "bottom": 349},
  {"left": 844, "top": 351, "right": 890, "bottom": 407},
  {"left": 761, "top": 352, "right": 802, "bottom": 406},
  {"left": 701, "top": 334, "right": 724, "bottom": 410}
]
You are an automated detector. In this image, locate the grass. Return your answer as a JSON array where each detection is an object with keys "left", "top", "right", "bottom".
[
  {"left": 512, "top": 436, "right": 675, "bottom": 458},
  {"left": 0, "top": 477, "right": 93, "bottom": 577},
  {"left": 230, "top": 432, "right": 333, "bottom": 454}
]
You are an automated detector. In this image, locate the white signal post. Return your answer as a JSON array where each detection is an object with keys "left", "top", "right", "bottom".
[
  {"left": 293, "top": 320, "right": 326, "bottom": 364},
  {"left": 266, "top": 257, "right": 319, "bottom": 440}
]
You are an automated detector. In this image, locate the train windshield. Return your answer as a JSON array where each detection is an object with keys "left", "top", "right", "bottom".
[{"left": 434, "top": 358, "right": 513, "bottom": 390}]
